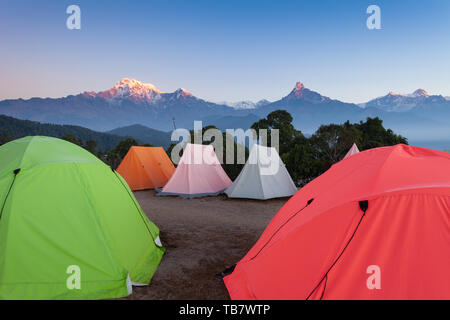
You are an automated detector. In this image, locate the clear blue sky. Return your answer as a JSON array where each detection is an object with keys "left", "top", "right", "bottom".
[{"left": 1, "top": 0, "right": 449, "bottom": 103}]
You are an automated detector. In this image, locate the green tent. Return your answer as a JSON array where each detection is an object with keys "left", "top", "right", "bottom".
[{"left": 0, "top": 136, "right": 164, "bottom": 299}]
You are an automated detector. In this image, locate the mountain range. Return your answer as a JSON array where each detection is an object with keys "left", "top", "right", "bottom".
[
  {"left": 219, "top": 99, "right": 271, "bottom": 110},
  {"left": 1, "top": 78, "right": 449, "bottom": 146}
]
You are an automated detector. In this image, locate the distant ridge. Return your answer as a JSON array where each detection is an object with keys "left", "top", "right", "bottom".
[
  {"left": 107, "top": 124, "right": 172, "bottom": 149},
  {"left": 0, "top": 114, "right": 122, "bottom": 150},
  {"left": 361, "top": 88, "right": 448, "bottom": 112}
]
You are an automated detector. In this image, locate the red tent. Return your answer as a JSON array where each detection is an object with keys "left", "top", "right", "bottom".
[{"left": 225, "top": 144, "right": 450, "bottom": 300}]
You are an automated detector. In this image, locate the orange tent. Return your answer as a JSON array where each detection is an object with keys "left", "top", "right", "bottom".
[
  {"left": 224, "top": 144, "right": 450, "bottom": 300},
  {"left": 117, "top": 146, "right": 175, "bottom": 191}
]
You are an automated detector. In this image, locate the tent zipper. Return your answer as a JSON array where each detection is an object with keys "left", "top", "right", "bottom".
[
  {"left": 249, "top": 198, "right": 315, "bottom": 261},
  {"left": 0, "top": 169, "right": 21, "bottom": 221},
  {"left": 306, "top": 200, "right": 369, "bottom": 300}
]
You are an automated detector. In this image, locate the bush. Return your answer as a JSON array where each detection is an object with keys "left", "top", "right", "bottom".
[{"left": 252, "top": 111, "right": 408, "bottom": 186}]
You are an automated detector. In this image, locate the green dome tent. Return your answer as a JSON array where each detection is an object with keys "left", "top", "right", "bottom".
[{"left": 0, "top": 136, "right": 164, "bottom": 299}]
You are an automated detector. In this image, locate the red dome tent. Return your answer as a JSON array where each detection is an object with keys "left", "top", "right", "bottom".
[{"left": 224, "top": 145, "right": 450, "bottom": 300}]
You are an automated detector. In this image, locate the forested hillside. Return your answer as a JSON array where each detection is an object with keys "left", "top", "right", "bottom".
[{"left": 0, "top": 115, "right": 122, "bottom": 151}]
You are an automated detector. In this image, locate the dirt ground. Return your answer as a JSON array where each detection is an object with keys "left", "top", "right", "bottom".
[{"left": 126, "top": 190, "right": 288, "bottom": 300}]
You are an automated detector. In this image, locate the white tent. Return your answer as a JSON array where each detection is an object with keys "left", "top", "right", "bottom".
[
  {"left": 225, "top": 144, "right": 297, "bottom": 200},
  {"left": 343, "top": 143, "right": 360, "bottom": 160}
]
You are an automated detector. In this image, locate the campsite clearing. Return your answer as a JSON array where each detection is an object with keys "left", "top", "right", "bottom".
[{"left": 125, "top": 190, "right": 289, "bottom": 300}]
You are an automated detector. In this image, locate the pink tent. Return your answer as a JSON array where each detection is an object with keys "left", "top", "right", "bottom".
[
  {"left": 158, "top": 143, "right": 232, "bottom": 198},
  {"left": 343, "top": 143, "right": 360, "bottom": 159}
]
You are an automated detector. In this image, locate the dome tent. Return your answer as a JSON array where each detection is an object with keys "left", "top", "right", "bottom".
[
  {"left": 225, "top": 144, "right": 297, "bottom": 200},
  {"left": 158, "top": 143, "right": 232, "bottom": 198},
  {"left": 0, "top": 136, "right": 164, "bottom": 299},
  {"left": 225, "top": 145, "right": 450, "bottom": 300},
  {"left": 117, "top": 146, "right": 175, "bottom": 191}
]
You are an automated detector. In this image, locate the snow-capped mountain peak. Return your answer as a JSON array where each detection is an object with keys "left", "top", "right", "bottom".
[
  {"left": 256, "top": 99, "right": 271, "bottom": 107},
  {"left": 291, "top": 81, "right": 305, "bottom": 98},
  {"left": 387, "top": 91, "right": 404, "bottom": 96},
  {"left": 220, "top": 99, "right": 271, "bottom": 110},
  {"left": 363, "top": 88, "right": 445, "bottom": 112},
  {"left": 96, "top": 78, "right": 163, "bottom": 104},
  {"left": 295, "top": 81, "right": 304, "bottom": 90},
  {"left": 284, "top": 81, "right": 329, "bottom": 103},
  {"left": 174, "top": 88, "right": 193, "bottom": 99},
  {"left": 411, "top": 89, "right": 429, "bottom": 97},
  {"left": 222, "top": 100, "right": 256, "bottom": 109},
  {"left": 114, "top": 78, "right": 161, "bottom": 93}
]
